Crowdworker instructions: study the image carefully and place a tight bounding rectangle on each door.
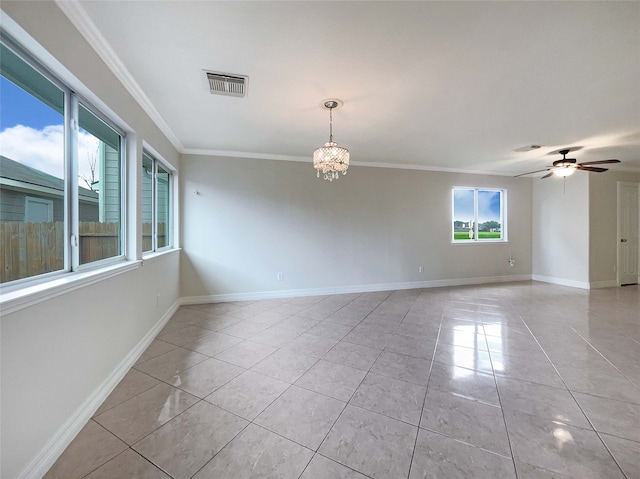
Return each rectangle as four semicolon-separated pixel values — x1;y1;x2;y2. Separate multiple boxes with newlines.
618;182;639;285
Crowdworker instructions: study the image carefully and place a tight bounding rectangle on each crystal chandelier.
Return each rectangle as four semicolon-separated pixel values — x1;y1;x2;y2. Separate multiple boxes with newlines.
313;99;349;181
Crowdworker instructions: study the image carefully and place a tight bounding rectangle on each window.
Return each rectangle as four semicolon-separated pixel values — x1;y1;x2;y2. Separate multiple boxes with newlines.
142;151;172;253
452;187;506;242
77;104;124;265
0;37;125;284
24;197;53;222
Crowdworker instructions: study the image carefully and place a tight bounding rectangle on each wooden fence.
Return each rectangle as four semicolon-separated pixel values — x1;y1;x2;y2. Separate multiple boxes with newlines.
1;221;65;283
0;222;165;283
79;221;120;266
142;222;167;252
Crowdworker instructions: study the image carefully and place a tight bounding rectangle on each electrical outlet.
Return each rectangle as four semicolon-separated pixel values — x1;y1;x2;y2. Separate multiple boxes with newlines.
156;294;161;307
418;266;424;273
277;272;284;281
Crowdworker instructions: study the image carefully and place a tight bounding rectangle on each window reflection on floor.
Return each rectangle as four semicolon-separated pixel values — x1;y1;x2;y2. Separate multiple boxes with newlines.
452;323;501;378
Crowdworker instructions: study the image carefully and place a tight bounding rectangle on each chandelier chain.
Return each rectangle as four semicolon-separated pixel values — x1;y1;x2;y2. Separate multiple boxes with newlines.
329;107;333;143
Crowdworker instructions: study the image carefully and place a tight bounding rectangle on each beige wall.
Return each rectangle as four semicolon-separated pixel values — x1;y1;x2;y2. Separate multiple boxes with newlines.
589;171;640;284
532;173;590;287
1;3;181;478
2;253;180;478
180;155;533;299
532;169;640;288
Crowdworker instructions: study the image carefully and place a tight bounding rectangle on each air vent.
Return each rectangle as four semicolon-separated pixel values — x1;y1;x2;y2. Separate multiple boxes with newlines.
205;71;248;97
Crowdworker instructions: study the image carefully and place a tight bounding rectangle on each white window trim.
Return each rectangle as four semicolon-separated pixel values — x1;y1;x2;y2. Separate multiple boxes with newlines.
75;99;128;270
0;259;141;315
452;187;508;244
0;19;179;305
142;145;176;256
1;28;129;288
0;245;183;314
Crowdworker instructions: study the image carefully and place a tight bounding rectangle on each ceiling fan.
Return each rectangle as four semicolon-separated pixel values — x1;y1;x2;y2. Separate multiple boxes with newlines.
515;149;620;179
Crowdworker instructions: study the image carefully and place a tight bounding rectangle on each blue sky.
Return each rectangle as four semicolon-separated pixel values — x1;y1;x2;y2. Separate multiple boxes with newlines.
0;77;63;130
454;189;501;224
1;76;99;181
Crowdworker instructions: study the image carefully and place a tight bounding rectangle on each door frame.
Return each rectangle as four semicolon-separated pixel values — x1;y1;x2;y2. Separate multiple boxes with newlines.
617;181;640;286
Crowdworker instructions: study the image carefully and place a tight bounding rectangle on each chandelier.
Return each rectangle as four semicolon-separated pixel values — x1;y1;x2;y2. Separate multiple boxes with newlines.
313;99;349;181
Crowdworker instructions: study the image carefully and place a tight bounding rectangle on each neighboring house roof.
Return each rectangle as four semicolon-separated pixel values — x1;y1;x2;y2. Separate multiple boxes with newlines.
0;155;98;201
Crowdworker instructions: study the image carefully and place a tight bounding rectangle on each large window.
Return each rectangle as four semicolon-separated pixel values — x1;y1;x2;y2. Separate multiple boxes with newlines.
452;187;506;242
142;151;172;253
0;37;125;284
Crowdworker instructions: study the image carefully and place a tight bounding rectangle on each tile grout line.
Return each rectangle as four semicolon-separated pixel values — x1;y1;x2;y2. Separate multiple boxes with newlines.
294;291;405;477
484;302;525;479
133;295;336;479
407;294;445;479
513;298;630;479
564;323;640;392
304;312;385;471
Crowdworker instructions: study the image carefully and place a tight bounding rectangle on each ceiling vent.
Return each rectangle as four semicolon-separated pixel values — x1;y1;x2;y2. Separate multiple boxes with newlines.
205;71;248;97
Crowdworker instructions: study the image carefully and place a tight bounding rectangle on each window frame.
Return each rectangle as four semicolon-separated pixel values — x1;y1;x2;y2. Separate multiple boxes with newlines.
1;32;127;287
451;187;507;244
142;149;173;255
74;98;127;271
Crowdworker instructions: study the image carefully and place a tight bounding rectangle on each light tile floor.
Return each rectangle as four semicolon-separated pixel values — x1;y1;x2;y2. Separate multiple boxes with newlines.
44;282;640;479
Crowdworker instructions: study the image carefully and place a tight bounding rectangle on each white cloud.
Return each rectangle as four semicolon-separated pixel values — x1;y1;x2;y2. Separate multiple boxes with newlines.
0;124;64;178
0;124;100;184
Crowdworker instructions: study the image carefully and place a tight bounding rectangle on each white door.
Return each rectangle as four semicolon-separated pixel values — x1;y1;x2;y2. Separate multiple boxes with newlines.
618;182;639;285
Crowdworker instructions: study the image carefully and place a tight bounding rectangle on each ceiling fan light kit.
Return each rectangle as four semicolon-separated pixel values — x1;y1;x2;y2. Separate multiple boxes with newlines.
515;149;620;179
553;166;575;177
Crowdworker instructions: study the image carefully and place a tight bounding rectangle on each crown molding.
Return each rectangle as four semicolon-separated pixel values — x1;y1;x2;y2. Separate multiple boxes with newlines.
181;148;516;176
350;161;515;177
54;0;183;152
181;148;312;163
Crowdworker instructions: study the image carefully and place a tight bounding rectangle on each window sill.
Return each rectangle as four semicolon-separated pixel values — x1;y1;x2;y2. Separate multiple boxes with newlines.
0;260;141;315
142;248;180;266
451;240;509;245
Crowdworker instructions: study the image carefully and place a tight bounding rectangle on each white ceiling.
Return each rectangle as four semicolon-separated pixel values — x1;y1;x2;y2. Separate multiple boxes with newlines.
66;0;639;176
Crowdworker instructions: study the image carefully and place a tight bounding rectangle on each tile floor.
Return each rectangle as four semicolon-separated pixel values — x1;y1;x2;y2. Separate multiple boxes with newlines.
44;281;640;479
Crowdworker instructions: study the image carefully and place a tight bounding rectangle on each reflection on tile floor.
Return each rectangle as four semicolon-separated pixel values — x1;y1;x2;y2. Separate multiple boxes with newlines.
45;282;640;479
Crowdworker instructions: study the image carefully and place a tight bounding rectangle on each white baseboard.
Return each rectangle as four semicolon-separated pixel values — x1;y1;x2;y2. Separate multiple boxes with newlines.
589;280;618;289
531;274;590;290
18;300;180;479
533;275;623;290
181;274;533;304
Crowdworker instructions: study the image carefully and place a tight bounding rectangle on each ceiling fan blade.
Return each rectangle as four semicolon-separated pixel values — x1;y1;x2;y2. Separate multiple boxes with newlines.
577;166;608;173
541;171;555;179
577;159;620;166
514;168;551;178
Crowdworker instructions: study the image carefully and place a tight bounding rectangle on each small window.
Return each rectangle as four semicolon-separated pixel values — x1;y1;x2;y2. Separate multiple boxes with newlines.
142;151;172;253
24;197;53;223
156;163;171;249
452;188;506;242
